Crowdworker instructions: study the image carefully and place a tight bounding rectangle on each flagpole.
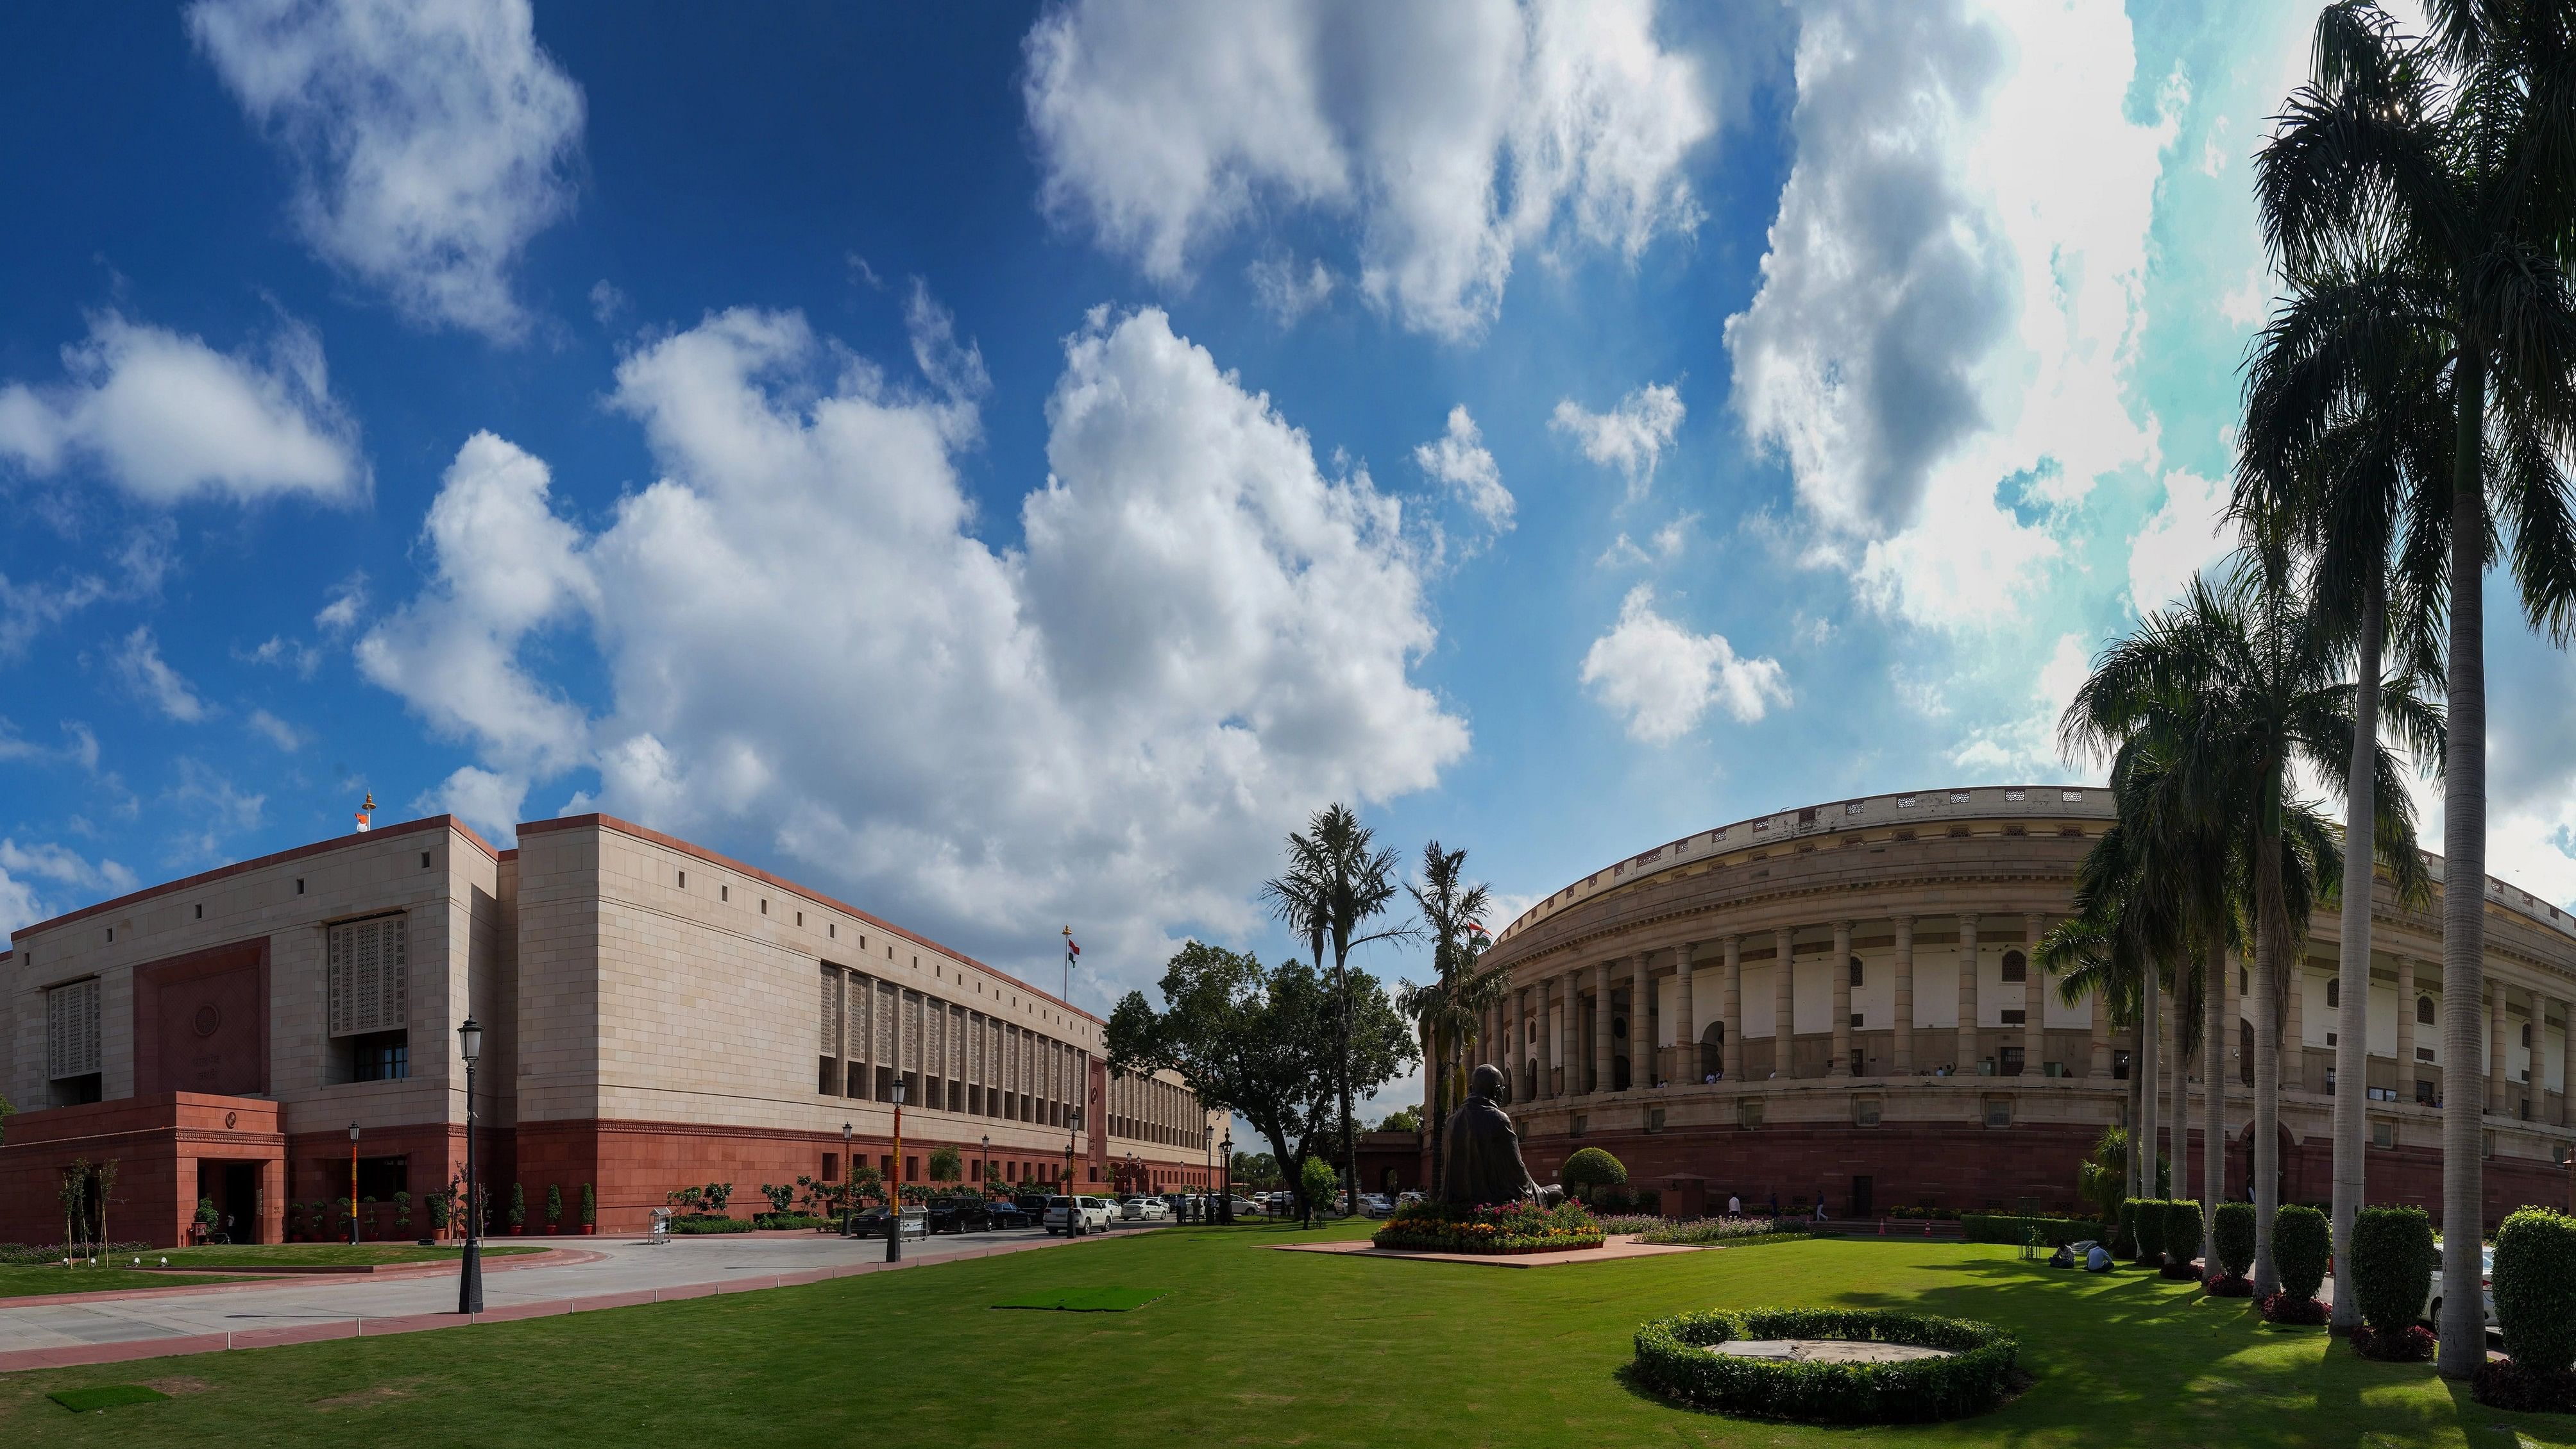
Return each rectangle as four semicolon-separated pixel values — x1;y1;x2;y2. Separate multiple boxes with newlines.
1062;925;1080;1217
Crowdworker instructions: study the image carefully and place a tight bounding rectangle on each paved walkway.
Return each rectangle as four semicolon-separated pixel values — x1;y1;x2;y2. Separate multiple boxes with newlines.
0;1225;1153;1373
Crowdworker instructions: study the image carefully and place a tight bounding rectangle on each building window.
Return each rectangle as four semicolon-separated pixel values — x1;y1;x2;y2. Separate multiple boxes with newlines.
2418;996;2436;1026
1646;1108;1666;1133
352;1031;409;1081
45;977;103;1083
822;1153;840;1183
356;1156;409;1199
2416;1079;2436;1105
2523;1023;2534;1049
2112;1049;2131;1081
420;851;432;869
722;885;729;902
677;870;687;888
296;877;305;895
1853;1097;1882;1127
2371;1119;2395;1149
1983;1098;2013;1128
2001;1008;2026;1026
1848;956;1863;987
1849;1013;1864;1030
327;916;409;1038
1737;1099;1763;1129
2000;951;2026;984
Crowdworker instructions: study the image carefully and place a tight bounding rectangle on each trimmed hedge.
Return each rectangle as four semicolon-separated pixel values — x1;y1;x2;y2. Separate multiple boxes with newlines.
2274;1205;2330;1302
669;1214;755;1234
2115;1200;2140;1259
2132;1198;2167;1266
2348;1206;2436;1337
2213;1201;2256;1278
1632;1307;2017;1423
1960;1215;2096;1247
2495;1207;2576;1373
2162;1200;2202;1264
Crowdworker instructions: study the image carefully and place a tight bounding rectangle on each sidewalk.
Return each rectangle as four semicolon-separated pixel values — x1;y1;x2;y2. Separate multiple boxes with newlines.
0;1225;1152;1373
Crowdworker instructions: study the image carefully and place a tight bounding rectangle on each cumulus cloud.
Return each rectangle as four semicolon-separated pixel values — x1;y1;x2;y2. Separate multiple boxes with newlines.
364;302;1466;988
189;0;584;341
1725;0;2172;627
0;839;137;934
1551;382;1684;496
245;708;306;751
0;312;364;504
415;763;528;845
110;627;210;723
1024;0;1714;338
1413;406;1514;537
1579;584;1787;742
2124;468;2238;615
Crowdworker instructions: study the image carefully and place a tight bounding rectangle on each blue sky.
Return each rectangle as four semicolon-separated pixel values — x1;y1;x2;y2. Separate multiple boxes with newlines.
6;1;2575;1081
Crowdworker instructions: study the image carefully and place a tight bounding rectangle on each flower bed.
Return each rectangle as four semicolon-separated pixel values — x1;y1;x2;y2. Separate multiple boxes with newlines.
2348;1323;2435;1362
1369;1199;1602;1255
1632;1307;2019;1423
2258;1292;2328;1325
2203;1274;2254;1298
1636;1217;1806;1247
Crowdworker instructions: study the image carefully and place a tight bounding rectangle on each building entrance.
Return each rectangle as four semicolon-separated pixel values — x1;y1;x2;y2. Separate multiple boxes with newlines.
197;1160;264;1243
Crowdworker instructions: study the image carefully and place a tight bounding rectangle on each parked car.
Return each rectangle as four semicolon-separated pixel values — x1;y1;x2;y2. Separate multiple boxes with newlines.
984;1199;1037;1230
2426;1244;2498;1331
845;1205;927;1239
926;1197;991;1234
1044;1195;1116;1235
1396;1190;1424;1206
1359;1193;1394;1218
1013;1193;1052;1220
1228;1196;1263;1218
1121;1196;1171;1221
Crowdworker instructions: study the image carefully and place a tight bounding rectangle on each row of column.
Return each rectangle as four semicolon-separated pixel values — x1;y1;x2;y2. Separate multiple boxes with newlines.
1489;914;2106;1099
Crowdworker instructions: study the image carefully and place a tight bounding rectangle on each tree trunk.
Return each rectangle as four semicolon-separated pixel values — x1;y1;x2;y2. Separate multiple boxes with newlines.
2253;831;2284;1298
2126;1041;2146;1200
2140;970;2160;1202
2171;965;2190;1217
2203;940;2226;1273
1425;1021;1446;1201
1335;946;1357;1222
2437;347;2489;1379
2332;575;2384;1330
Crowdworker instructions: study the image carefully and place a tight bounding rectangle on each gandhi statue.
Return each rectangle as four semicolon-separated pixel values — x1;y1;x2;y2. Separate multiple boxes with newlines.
1439;1063;1540;1207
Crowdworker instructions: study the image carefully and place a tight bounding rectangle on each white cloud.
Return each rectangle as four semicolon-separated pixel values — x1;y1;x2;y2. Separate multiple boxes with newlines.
0;839;137;934
239;634;323;678
1597;513;1696;569
0;312;364;504
189;0;584;341
1950;631;2090;775
316;572;368;633
1024;0;1715;339
0;529;171;659
1551;382;1684;496
415;763;527;845
364;301;1467;992
110;627;210;723
1579;584;1788;742
2124;468;2238;614
245;708;306;751
1413;406;1514;536
1725;0;2173;628
1247;254;1337;326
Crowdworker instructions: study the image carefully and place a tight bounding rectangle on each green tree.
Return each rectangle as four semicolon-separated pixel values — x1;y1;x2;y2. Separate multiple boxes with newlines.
1298;1155;1339;1226
2251;0;2576;1375
1375;1107;1421;1134
1393;839;1504;1202
1108;940;1417;1224
1559;1147;1626;1205
1262;804;1415;1232
928;1146;963;1191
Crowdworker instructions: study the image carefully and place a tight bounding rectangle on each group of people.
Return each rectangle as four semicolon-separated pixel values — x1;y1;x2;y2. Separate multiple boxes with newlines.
1719;1190;1831;1223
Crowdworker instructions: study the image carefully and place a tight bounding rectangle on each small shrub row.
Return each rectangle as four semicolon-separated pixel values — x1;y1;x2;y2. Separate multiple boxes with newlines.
1593;1213;1668;1235
668;1214;756;1235
2475;1359;2576;1414
1886;1206;1961;1221
2259;1291;2329;1325
1636;1217;1806;1247
1631;1307;2018;1423
2203;1273;2254;1298
2348;1206;2436;1338
1961;1215;2096;1247
0;1242;153;1264
1371;1199;1602;1254
749;1213;829;1231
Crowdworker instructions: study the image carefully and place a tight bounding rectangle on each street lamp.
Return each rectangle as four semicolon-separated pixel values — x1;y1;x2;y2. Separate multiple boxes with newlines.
348;1123;361;1244
886;1078;907;1263
1221;1133;1234;1224
457;1017;483;1315
979;1133;990;1198
1063;1106;1084;1235
841;1121;854;1238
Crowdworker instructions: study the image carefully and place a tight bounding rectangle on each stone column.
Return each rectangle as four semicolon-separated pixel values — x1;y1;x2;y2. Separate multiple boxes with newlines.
2223;949;2241;1094
1773;929;1795;1080
2559;995;2575;1127
1893;917;1916;1076
1722;936;1743;1080
1633;954;1656;1087
2023;913;2047;1076
2394;956;2416;1099
2490;981;2510;1115
1593;960;1614;1094
1831;920;1854;1076
1955;914;1980;1074
1557;974;1577;1099
1674;946;1697;1089
2284;962;2306;1092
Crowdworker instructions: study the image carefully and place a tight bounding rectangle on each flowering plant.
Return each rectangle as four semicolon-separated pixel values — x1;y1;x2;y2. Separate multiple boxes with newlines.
1371;1198;1604;1255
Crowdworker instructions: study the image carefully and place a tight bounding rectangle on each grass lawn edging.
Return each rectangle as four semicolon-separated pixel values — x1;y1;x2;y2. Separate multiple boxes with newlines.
1631;1307;2019;1424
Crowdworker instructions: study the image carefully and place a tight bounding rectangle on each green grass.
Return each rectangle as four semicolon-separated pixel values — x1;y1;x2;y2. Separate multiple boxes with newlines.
0;1267;241;1298
1;1219;2568;1446
990;1287;1167;1312
44;1386;166;1414
146;1244;545;1269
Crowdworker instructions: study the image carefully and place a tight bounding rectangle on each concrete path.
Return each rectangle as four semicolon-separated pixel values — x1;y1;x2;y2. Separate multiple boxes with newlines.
0;1224;1157;1373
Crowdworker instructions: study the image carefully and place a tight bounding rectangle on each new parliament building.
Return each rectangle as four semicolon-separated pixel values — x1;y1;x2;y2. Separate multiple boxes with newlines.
1;813;1221;1246
1470;786;2576;1226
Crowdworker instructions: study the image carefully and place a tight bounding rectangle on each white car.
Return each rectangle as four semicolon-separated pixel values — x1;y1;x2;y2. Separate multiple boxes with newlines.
1359;1193;1394;1218
1043;1195;1116;1234
2426;1244;2498;1330
1121;1196;1170;1221
1228;1196;1262;1217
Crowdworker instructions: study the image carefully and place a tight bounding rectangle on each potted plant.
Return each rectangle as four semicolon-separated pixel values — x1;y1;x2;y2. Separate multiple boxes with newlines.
508;1182;527;1235
545;1183;563;1235
580;1182;596;1234
337;1196;355;1242
395;1191;418;1242
193;1196;217;1244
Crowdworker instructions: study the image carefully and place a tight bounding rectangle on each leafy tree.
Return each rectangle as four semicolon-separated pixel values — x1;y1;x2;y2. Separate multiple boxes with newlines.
2251;0;2576;1375
1108;940;1416;1223
508;1182;525;1229
1375;1107;1421;1134
1394;838;1505;1200
1298;1155;1339;1226
1231;1150;1280;1189
1561;1147;1627;1204
928;1146;963;1189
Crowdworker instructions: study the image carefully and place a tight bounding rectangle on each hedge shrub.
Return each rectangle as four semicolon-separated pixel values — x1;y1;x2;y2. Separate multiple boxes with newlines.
2495;1207;2576;1373
2348;1206;2436;1337
669;1214;755;1235
2160;1200;2203;1278
2213;1201;2256;1279
2273;1204;2330;1302
2115;1199;2141;1259
1561;1148;1628;1203
1632;1307;2017;1423
1961;1215;2095;1247
2133;1198;2167;1266
1371;1199;1603;1254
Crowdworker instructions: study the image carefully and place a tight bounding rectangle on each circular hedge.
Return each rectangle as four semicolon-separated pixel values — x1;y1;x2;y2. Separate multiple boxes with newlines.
1632;1307;2019;1423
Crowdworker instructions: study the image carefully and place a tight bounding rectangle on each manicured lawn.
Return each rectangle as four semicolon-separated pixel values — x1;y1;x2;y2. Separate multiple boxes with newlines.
0;1266;240;1298
3;1220;2570;1445
147;1244;546;1269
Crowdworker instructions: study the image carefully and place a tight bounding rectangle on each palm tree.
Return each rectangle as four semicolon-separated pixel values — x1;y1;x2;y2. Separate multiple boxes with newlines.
1395;841;1505;1199
2063;560;2428;1294
2253;0;2576;1373
1262;804;1412;1219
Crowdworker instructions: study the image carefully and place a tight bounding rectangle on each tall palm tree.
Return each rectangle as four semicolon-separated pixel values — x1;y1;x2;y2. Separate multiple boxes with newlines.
1262;804;1411;1219
2253;0;2576;1373
1394;840;1505;1198
2064;560;2428;1293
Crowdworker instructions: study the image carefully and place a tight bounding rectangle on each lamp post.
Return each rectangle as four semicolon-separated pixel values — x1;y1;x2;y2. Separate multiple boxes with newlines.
1221;1133;1233;1224
841;1121;853;1238
886;1078;907;1263
1203;1126;1214;1223
348;1123;361;1244
1063;1106;1083;1235
457;1017;483;1316
979;1133;990;1198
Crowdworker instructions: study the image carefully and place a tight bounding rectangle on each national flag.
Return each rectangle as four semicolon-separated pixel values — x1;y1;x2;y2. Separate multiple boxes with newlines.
1062;925;1081;962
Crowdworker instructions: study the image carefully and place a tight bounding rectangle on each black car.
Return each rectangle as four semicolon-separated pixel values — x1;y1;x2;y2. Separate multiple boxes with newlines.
984;1199;1036;1230
925;1197;992;1234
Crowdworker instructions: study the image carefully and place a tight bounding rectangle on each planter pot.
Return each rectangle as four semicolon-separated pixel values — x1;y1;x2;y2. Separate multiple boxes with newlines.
580;1224;595;1235
509;1224;524;1235
546;1224;559;1235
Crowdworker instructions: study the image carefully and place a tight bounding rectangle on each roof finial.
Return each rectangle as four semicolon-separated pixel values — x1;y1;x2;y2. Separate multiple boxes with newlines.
355;790;375;833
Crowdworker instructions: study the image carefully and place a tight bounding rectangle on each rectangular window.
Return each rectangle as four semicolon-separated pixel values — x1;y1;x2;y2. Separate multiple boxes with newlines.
1983;1098;2013;1128
1738;1099;1763;1129
1849;1012;1864;1029
327;916;409;1037
352;1031;409;1081
1853;1097;1882;1127
1646;1108;1665;1133
46;978;102;1080
2001;1008;2026;1026
822;1152;840;1182
1568;1114;1587;1137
